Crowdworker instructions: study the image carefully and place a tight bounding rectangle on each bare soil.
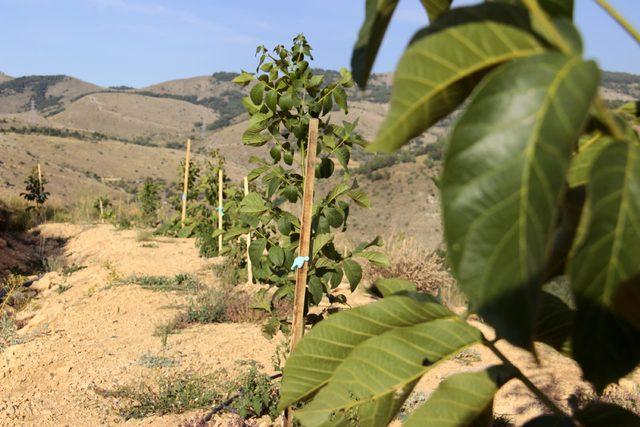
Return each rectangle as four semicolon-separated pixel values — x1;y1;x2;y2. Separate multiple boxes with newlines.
0;223;638;426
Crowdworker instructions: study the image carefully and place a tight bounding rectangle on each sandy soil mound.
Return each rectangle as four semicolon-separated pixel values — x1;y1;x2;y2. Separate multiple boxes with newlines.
0;224;278;426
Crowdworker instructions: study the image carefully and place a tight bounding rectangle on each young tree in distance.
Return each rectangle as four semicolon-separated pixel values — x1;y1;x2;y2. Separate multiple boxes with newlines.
137;177;161;225
21;166;49;210
278;0;640;425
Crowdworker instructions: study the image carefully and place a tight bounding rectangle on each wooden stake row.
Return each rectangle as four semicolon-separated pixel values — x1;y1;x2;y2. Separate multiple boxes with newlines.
179;138;253;284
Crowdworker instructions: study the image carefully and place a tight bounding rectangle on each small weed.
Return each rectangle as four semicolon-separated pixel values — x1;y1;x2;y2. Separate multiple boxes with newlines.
119;274;200;292
62;264;86;277
137;352;179;369
56;284;72;294
85;285;98;297
454;348;482;366
140;242;158;248
397;391;427;421
0;313;24;351
43;255;65;273
271;338;290;373
102;260;121;284
183;286;263;324
227;362;279;420
136;230;154;242
153;319;184;348
98;371;221;419
115;216;133;230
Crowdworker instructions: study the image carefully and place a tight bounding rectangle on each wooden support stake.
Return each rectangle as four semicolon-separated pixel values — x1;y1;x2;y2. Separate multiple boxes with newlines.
217;169;223;253
181;139;191;228
244;176;252;284
284;118;319;426
37;163;43;192
99;198;104;223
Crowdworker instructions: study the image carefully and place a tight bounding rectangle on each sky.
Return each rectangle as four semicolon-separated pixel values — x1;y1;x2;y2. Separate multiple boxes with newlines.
0;0;638;88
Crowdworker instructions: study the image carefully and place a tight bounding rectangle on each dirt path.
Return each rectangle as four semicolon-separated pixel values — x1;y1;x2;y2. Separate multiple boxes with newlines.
0;224;278;426
1;223;638;426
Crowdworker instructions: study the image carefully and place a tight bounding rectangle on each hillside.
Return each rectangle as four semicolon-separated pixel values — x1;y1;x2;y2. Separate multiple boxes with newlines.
51;92;218;142
0;75;101;116
1;68;638;248
142;72;239;100
0;132;188;203
0;72;12;84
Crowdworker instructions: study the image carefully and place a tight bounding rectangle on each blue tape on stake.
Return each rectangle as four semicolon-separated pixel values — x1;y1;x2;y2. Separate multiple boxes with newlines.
215;206;224;217
181;193;187;201
291;256;309;271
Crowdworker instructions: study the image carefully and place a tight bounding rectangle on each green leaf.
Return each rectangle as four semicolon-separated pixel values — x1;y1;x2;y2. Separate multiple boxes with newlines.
265;89;278;112
323;207;344;228
575;402;640;427
279;293;478;407
250;81;265;105
569;141;640;391
533;290;574;354
334;146;350;171
278;214;293;235
373;277;417;297
420;0;452;22
567;134;614;187
351;0;399;88
288;301;481;425
442;53;599;348
242;113;272;146
232;71;253;87
269;146;281;163
326;183;351;203
308;276;324;305
240;192;268;214
494;0;574;19
249;239;267;266
404;365;515;427
342;258;363;291
353;235;384;253
282;186;298;203
370;3;545;152
333;86;348;112
357;250;389;267
268;245;285;266
312;233;334;259
348;189;370;208
315;157;335;179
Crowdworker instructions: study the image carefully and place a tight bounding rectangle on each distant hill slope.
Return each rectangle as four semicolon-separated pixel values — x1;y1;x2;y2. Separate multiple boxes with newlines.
0;75;101;116
0;132;188;203
142;72;239;100
50;92;218;142
0;72;12;84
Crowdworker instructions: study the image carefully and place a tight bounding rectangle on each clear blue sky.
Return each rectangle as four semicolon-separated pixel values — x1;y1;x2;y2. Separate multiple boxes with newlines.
0;0;638;88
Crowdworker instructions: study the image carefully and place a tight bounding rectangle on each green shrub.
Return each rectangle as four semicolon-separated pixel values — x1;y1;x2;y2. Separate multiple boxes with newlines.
137;178;161;225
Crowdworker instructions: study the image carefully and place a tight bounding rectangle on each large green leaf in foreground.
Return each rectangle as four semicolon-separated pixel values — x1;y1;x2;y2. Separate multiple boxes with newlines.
569;141;640;391
351;0;399;88
370;3;544;152
420;0;452;22
442;53;599;348
404;365;515;427
279;294;481;426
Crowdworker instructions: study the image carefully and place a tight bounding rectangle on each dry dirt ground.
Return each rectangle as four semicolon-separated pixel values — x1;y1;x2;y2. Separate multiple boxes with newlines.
1;223;638;426
0;224;279;426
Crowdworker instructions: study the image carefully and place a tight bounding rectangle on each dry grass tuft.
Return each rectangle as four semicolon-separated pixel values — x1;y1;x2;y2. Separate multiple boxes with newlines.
368;236;466;308
368;236;452;293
